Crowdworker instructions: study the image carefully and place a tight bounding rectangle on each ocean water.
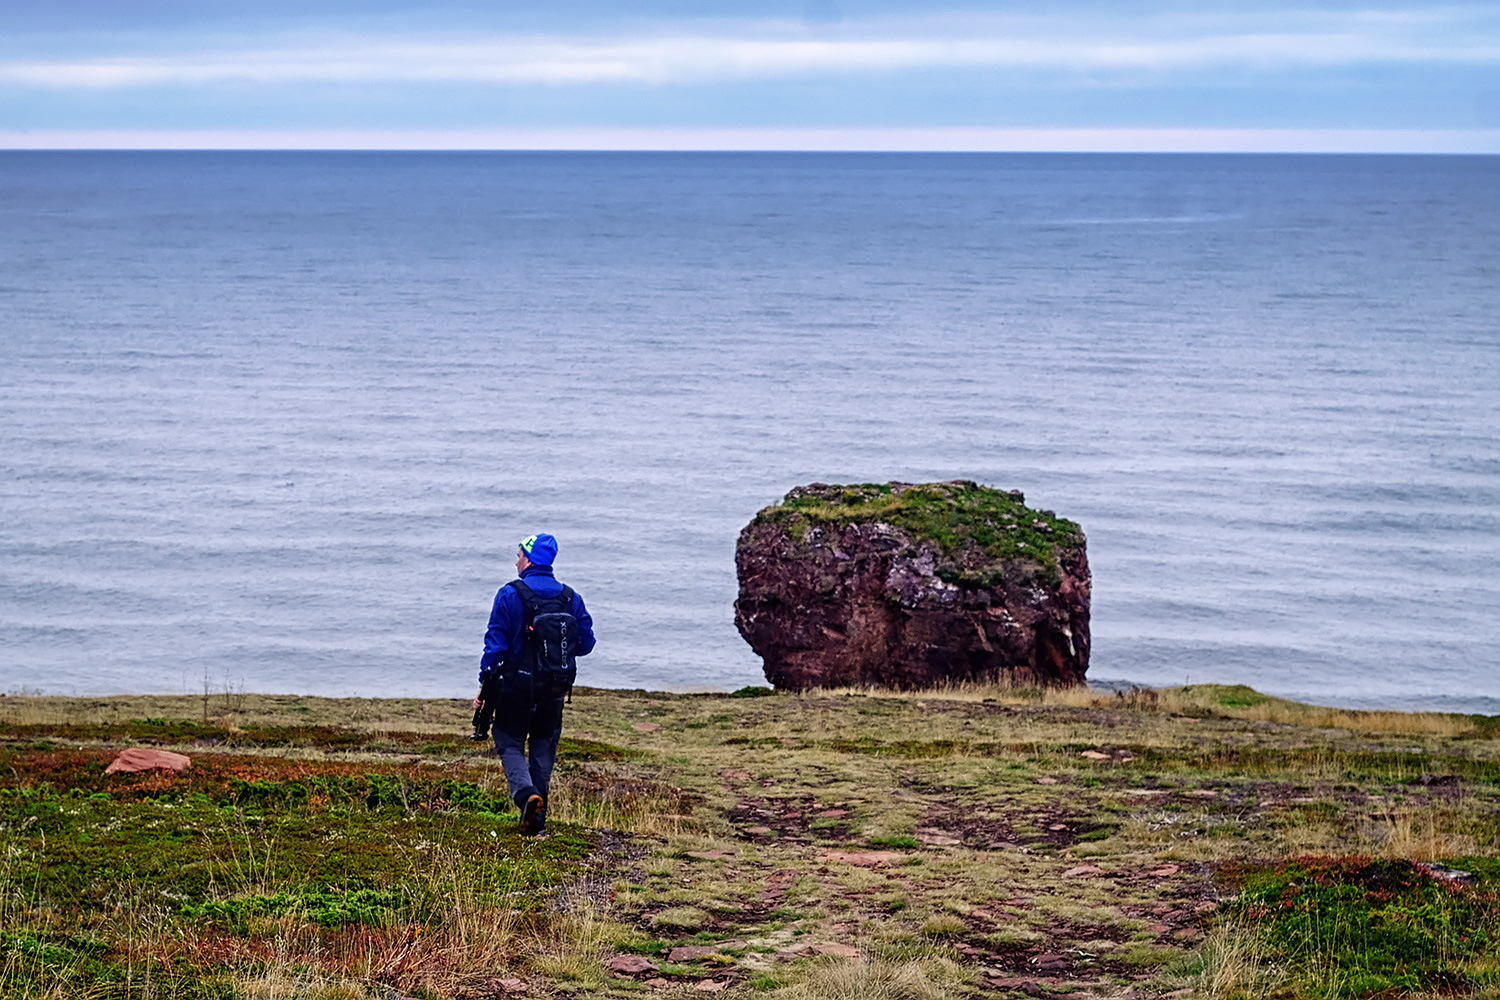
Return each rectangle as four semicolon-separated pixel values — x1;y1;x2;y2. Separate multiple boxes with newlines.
1;151;1497;712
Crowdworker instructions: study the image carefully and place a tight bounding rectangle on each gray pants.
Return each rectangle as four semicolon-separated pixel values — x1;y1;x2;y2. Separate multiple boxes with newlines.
493;695;565;801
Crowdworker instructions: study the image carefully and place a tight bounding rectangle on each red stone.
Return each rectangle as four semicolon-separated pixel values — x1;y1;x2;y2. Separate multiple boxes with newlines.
104;748;191;774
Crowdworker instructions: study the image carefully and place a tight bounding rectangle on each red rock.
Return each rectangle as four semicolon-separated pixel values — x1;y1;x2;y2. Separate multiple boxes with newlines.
605;954;659;974
694;981;727;992
669;945;722;962
632;722;662;733
989;977;1040;991
496;980;527;993
1149;865;1181;877
1061;864;1103;878
816;809;849;819
105;748;191;774
811;942;861;958
1036;777;1060;785
915;829;962;846
817;850;903;867
734;481;1090;691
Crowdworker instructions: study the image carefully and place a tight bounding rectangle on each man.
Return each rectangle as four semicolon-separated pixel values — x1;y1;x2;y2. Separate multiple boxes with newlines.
474;532;595;836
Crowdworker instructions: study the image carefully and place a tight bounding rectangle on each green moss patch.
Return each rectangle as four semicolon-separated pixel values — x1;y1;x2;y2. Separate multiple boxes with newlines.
752;480;1082;581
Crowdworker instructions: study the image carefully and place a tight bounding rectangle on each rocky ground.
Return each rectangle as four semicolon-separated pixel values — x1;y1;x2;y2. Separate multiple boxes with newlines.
2;684;1498;999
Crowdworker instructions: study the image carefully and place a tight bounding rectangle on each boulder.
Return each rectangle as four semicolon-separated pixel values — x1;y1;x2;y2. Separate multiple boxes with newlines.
104;748;192;774
734;481;1089;691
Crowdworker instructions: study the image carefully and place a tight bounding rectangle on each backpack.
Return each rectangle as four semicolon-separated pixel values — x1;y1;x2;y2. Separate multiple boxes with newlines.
509;579;580;701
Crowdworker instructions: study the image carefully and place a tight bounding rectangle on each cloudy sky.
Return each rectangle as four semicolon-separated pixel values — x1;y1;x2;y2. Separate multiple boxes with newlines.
2;0;1499;149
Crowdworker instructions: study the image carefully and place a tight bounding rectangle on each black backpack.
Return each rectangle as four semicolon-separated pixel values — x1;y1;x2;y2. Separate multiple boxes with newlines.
509;579;580;700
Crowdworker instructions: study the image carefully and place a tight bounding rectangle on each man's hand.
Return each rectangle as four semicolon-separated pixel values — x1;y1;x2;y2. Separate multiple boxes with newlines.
473;691;483;711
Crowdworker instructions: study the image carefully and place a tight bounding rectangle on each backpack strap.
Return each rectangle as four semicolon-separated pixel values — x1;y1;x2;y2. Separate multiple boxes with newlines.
508;579;538;621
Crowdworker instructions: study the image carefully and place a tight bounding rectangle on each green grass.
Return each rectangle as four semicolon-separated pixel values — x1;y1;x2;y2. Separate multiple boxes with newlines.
1223;856;1500;998
0;748;593;998
753;480;1083;581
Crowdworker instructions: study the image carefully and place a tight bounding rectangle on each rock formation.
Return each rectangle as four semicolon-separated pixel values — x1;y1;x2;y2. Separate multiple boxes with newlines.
734;481;1090;691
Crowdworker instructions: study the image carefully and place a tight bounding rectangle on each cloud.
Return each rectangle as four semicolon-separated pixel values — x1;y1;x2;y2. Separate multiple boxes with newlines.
3;8;1497;90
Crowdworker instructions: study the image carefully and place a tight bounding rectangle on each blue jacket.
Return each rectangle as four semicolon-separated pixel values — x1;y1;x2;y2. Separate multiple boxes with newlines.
480;565;596;683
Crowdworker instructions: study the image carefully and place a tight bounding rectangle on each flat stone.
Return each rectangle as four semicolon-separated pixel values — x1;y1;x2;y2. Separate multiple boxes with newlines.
644;979;671;989
915;829;962;846
817;850;904;867
605;954;659;974
105;748;191;774
816;809;850;819
988;977;1040;991
496;980;527;993
745;826;774;835
669;945;723;962
1148;922;1172;935
632;722;662;732
1080;750;1111;760
1061;864;1103;878
1047;823;1068;832
1036;777;1060;785
694;980;727;992
720;769;751;781
811;942;862;958
1149;865;1181;877
1187;789;1218;798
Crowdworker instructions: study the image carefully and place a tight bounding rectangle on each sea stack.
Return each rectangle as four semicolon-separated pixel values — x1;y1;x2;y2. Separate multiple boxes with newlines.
734;481;1090;691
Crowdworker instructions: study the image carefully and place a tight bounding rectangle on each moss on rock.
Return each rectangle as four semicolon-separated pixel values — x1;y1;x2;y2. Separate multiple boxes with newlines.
753;479;1083;581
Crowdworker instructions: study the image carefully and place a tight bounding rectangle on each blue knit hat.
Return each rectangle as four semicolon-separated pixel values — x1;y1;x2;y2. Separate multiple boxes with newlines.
519;532;557;567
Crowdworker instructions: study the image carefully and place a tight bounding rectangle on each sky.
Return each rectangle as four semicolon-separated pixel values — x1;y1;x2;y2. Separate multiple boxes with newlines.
1;0;1498;150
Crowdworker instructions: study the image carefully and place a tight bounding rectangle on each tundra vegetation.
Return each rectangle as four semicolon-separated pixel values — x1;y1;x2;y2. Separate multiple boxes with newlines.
2;684;1498;999
753;480;1083;582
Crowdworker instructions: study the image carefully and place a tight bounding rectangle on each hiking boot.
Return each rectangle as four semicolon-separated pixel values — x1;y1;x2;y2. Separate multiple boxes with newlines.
519;792;546;836
469;726;490;743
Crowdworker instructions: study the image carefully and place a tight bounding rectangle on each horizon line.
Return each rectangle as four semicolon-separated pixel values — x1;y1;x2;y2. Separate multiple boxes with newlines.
4;126;1500;154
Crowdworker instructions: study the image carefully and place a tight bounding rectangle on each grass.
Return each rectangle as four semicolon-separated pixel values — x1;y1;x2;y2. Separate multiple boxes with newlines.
1217;856;1500;997
1;684;1497;998
752;480;1083;581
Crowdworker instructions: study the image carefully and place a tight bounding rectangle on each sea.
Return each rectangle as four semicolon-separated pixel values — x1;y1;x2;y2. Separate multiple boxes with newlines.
1;151;1497;712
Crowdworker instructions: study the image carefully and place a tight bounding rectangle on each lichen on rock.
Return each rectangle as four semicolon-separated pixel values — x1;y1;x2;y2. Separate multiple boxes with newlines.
735;481;1090;692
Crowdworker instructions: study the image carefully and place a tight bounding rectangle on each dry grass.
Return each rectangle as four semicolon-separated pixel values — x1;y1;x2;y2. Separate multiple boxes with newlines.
812;680;1486;738
1163;923;1292;1000
546;765;703;837
1374;809;1479;860
769;946;973;1000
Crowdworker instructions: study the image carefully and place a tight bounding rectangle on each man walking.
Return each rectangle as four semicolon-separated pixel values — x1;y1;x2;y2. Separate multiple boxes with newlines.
474;532;595;836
